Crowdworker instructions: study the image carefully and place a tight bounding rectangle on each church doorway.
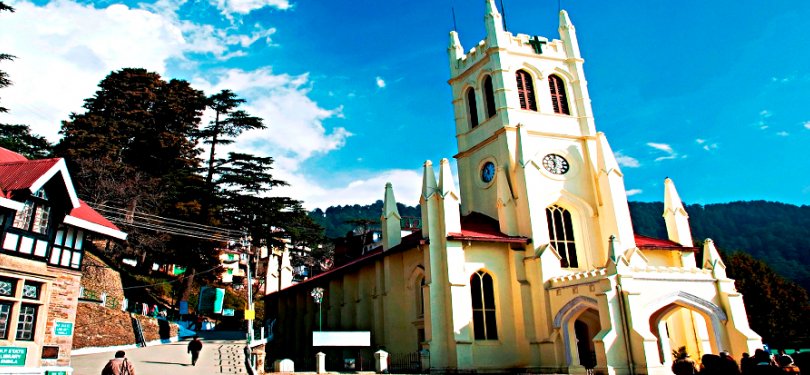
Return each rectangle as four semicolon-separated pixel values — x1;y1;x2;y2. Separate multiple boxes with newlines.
650;304;718;365
569;308;600;369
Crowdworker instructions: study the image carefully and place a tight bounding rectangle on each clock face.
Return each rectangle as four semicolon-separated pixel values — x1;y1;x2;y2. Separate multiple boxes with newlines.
480;161;496;183
542;154;569;175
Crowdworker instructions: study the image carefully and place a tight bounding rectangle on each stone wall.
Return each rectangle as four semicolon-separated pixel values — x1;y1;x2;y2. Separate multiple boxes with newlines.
80;251;125;301
73;303;136;349
74;303;180;349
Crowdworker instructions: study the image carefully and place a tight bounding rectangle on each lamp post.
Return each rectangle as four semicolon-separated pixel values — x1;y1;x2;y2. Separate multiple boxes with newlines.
242;234;254;344
310;287;324;331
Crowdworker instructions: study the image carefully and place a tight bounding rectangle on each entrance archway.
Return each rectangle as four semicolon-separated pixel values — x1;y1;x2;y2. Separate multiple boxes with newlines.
647;292;728;364
574;311;599;368
554;296;603;369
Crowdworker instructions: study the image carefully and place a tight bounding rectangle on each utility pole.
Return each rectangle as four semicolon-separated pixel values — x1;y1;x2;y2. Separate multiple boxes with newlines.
243;233;254;343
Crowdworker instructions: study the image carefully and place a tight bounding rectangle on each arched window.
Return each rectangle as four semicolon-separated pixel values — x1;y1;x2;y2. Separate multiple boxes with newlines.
483;75;496;118
471;270;498;340
466;88;479;128
546;205;578;268
515;70;537;111
548;74;570;115
415;275;425;318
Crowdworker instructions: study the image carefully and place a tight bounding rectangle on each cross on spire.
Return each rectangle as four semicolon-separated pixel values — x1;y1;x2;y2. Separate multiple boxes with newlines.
528;36;546;54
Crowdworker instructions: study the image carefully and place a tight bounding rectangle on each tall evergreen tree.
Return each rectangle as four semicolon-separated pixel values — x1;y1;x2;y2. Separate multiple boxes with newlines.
0;2;15;113
0;124;51;158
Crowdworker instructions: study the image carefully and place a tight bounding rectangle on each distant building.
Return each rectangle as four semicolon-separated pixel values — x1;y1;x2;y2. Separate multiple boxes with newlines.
0;147;127;373
263;4;760;374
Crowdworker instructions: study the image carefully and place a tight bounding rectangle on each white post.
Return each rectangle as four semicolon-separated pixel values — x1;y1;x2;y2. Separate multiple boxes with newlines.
316;352;326;374
420;349;430;372
374;350;389;373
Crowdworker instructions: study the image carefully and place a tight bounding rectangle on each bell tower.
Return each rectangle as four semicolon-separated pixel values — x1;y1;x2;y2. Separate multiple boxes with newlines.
448;1;636;268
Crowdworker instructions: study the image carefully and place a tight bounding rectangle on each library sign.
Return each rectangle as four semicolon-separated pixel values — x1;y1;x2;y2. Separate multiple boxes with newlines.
0;347;26;366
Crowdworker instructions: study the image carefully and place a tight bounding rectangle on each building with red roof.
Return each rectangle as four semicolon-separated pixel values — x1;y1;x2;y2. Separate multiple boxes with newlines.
262;5;759;374
0;147;126;372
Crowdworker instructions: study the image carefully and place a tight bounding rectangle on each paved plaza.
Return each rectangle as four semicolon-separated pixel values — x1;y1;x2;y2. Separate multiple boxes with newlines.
71;331;248;374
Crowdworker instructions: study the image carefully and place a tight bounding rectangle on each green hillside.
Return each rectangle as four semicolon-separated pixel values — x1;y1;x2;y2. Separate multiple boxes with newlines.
310;200;810;289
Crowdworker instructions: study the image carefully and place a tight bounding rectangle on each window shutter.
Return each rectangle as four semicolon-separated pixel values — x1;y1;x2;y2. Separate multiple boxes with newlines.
515;70;537;111
549;75;570;115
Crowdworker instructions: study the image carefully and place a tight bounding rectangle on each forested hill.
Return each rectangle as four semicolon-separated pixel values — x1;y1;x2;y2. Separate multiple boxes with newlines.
309;200;810;288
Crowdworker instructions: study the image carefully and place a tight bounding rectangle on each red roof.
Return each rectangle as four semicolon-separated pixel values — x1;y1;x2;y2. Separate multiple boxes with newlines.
447;212;530;244
0;148;27;162
69;200;122;233
0;148;126;239
0;158;61;193
634;234;692;249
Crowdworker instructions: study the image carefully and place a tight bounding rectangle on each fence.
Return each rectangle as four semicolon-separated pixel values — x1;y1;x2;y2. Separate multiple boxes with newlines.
388;351;428;374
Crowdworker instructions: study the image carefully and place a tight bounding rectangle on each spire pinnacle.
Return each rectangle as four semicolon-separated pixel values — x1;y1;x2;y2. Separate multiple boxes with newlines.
422;160;438;199
438;158;457;199
449;31;464;65
559;9;573;29
663;178;694;247
381;182;402;250
596;132;621;175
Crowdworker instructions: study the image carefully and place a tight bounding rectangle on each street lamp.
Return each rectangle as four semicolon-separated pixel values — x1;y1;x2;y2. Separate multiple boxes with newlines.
310;287;325;331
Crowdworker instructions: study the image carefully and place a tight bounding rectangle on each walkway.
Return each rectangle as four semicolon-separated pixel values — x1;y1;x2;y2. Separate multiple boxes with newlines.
71;330;249;374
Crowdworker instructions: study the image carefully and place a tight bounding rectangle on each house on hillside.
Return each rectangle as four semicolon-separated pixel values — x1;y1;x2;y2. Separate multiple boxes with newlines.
263;4;760;374
0;147;127;373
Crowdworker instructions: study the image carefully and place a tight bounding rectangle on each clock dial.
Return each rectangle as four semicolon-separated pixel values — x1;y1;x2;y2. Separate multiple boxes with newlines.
481;161;496;183
542;154;569;175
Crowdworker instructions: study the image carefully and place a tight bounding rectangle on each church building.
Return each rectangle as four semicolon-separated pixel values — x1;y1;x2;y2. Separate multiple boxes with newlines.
263;3;761;374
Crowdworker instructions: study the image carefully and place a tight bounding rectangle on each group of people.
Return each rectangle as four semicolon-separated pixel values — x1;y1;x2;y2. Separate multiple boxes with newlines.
673;346;803;375
100;336;204;374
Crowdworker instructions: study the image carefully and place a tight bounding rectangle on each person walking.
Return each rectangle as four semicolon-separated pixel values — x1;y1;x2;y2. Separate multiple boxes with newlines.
187;335;203;366
101;350;136;375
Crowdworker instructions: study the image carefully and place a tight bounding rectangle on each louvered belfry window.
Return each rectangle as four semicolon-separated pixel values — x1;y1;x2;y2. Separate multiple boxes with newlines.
483;75;496;118
515;70;537;111
548;74;570;115
466;88;479;128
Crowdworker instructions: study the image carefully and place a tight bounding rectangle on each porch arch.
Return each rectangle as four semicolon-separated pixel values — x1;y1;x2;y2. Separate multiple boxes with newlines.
646;291;728;364
553;296;600;366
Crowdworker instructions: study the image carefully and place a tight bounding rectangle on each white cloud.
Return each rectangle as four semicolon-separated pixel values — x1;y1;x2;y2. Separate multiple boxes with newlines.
192;68;351;169
0;0;277;141
760;109;772;118
614;151;640;168
375;76;386;88
803;121;810;130
272;169;424;210
646;142;680;161
777;131;789;137
211;0;291;17
625;189;643;196
696;138;718;151
770;76;793;83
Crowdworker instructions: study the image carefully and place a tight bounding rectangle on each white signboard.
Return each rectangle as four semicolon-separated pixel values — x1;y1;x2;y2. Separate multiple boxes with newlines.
312;331;370;347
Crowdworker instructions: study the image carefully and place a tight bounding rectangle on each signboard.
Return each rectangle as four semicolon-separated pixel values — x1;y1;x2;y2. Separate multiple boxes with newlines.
198;287;225;314
244;309;255;320
46;371;67;375
53;321;73;336
179;300;189;315
313;331;370;347
222;308;235;316
0;347;26;366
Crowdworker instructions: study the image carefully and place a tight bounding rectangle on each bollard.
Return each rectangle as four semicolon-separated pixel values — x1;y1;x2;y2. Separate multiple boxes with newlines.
374;350;389;373
420;349;430;372
316;352;326;374
274;359;294;372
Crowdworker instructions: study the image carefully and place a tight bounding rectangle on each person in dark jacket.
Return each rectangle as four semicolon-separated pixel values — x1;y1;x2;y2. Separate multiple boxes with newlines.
673;347;699;375
720;351;742;375
101;350;135;375
701;354;722;375
187;336;203;366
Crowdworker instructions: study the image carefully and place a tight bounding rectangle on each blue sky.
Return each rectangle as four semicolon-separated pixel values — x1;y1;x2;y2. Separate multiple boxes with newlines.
1;0;809;209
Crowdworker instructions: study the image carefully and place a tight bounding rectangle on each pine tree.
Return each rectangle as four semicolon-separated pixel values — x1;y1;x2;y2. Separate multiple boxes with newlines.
0;124;51;158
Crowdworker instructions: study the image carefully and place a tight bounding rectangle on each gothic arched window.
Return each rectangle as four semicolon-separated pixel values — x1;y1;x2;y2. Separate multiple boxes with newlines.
515;70;537;111
548;74;570;115
483;75;496;118
416;275;425;318
471;270;498;340
546;205;578;268
466;88;479;128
